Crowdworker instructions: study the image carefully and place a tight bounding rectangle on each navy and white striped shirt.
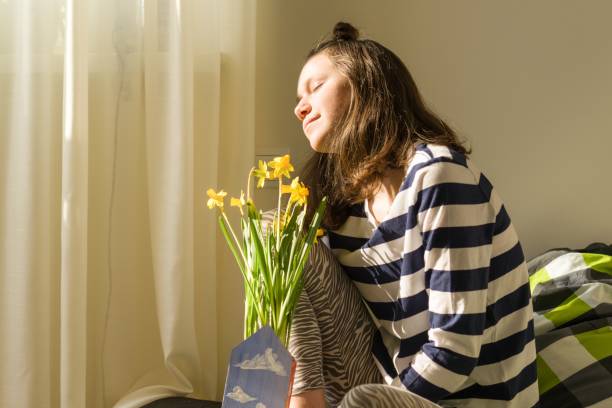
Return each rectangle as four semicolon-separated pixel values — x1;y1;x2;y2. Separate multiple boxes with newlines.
328;144;539;407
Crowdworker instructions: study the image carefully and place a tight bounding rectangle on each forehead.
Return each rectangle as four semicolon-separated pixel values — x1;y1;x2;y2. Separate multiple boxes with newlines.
297;53;337;90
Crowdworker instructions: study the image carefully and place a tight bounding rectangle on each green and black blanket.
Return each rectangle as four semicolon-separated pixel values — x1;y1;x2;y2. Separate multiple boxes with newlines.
528;242;612;408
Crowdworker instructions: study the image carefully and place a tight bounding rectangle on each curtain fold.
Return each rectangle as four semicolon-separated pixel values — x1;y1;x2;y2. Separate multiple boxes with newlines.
0;0;254;406
61;0;89;406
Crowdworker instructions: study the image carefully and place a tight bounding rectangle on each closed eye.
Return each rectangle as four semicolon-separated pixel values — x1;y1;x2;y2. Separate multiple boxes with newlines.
295;81;324;103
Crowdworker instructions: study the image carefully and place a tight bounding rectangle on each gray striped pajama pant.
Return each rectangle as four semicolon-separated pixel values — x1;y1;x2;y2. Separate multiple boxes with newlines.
288;241;443;408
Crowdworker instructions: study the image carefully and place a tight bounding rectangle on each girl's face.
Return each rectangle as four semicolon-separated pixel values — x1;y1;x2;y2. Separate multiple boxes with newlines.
294;53;351;152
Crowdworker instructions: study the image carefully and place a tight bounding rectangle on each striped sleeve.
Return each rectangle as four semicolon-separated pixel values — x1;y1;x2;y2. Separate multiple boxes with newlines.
400;158;497;401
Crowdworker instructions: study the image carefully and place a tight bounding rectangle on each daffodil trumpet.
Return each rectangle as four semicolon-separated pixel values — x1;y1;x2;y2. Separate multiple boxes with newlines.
207;154;327;347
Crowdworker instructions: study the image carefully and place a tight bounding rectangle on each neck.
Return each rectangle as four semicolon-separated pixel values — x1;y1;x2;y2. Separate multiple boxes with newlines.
371;167;405;201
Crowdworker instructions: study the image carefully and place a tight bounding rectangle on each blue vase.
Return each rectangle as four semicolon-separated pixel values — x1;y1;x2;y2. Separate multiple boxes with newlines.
222;326;296;408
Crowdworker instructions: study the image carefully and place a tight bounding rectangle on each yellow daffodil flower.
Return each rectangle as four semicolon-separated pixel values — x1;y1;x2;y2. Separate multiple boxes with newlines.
207;188;227;210
314;227;325;244
281;177;309;205
204;152;327;346
268;154;294;180
231;190;246;215
280;183;292;194
253;160;270;188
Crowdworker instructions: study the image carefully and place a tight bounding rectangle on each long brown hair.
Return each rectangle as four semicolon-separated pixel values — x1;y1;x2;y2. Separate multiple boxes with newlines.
301;22;471;230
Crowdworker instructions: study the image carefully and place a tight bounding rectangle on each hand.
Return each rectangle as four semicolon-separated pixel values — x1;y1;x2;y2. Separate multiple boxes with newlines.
289;388;326;408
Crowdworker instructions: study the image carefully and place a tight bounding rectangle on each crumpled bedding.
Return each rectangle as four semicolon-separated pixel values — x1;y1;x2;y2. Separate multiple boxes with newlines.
527;242;612;408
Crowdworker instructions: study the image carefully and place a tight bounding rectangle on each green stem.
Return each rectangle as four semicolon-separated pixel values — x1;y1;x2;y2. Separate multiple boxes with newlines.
221;211;246;264
218;216;266;327
246;167;255;202
276;177;282;247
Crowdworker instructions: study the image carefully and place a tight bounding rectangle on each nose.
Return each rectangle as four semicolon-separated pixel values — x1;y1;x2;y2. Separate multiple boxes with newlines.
294;99;311;121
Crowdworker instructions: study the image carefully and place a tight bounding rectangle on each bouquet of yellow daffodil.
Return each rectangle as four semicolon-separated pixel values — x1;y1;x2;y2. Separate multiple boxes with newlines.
207;155;326;347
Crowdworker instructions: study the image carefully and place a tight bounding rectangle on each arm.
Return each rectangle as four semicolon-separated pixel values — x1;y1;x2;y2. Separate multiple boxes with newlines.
401;159;496;401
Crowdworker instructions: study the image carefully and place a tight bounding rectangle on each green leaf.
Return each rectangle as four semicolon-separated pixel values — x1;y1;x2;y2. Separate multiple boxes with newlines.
218;215;266;323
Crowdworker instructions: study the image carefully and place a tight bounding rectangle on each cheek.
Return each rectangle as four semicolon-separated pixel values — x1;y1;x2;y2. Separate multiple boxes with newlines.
321;92;346;117
331;84;351;116
329;97;350;123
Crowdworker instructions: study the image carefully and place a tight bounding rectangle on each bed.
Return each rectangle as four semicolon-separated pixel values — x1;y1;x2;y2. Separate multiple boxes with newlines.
527;242;612;408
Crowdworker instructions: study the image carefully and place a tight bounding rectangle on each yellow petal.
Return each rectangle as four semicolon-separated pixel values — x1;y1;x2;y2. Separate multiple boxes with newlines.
230;190;246;208
207;189;227;200
289;177;299;189
314;228;325;244
206;188;226;209
268;154;294;179
258;160;267;172
257;176;266;188
208;198;223;209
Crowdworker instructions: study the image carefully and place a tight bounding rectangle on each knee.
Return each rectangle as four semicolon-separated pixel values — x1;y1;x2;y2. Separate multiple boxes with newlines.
340;384;381;408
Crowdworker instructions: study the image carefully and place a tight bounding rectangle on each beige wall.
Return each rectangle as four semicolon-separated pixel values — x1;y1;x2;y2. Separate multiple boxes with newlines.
255;0;612;260
213;0;612;398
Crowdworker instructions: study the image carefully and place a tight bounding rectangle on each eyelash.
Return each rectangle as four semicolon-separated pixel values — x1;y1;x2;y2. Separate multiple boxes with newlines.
297;82;323;106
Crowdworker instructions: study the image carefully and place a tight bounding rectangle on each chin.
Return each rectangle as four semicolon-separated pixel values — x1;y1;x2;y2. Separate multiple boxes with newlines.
309;139;328;153
309;138;321;151
307;131;330;152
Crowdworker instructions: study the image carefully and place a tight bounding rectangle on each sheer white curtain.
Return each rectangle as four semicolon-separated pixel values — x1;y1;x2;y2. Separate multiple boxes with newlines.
0;0;255;406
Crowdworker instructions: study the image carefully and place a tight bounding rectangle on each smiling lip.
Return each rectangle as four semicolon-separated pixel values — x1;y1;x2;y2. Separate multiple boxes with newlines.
303;115;320;132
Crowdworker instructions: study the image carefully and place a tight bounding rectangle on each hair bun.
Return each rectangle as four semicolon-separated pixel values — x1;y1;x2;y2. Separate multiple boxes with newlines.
333;22;359;41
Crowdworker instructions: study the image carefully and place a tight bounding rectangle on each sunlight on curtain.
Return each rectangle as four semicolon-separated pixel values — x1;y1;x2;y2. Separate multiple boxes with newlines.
0;0;255;406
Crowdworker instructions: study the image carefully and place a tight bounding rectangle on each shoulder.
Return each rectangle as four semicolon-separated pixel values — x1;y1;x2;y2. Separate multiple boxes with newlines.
414;143;470;169
411;145;499;230
406;144;498;218
410;143;483;188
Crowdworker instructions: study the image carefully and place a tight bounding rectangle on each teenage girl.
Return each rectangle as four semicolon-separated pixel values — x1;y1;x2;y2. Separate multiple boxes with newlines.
289;22;539;408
